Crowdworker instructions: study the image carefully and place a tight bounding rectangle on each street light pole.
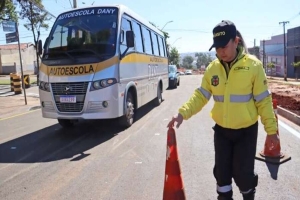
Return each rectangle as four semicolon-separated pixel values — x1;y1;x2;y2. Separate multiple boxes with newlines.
161;20;173;31
171;37;182;46
73;0;77;8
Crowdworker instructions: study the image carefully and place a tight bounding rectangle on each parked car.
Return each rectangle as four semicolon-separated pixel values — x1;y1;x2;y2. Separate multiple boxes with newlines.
168;65;180;88
179;71;185;75
185;70;192;75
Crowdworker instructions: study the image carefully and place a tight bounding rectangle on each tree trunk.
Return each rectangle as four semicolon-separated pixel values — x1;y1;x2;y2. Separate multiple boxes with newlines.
29;2;40;85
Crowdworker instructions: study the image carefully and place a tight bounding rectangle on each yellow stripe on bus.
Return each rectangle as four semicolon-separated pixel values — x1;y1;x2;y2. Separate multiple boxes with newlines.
122;53;168;64
39;53;168;76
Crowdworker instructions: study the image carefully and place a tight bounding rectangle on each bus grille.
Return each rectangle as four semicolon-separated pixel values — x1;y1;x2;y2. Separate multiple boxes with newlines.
51;82;89;113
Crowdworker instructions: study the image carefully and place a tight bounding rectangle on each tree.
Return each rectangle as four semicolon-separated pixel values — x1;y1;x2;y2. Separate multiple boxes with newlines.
17;0;51;85
169;47;180;65
195;52;213;69
267;62;275;78
291;61;300;81
182;56;194;69
0;0;17;22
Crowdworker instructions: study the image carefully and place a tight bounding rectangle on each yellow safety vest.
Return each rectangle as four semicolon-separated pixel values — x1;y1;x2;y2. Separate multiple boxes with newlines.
179;47;277;135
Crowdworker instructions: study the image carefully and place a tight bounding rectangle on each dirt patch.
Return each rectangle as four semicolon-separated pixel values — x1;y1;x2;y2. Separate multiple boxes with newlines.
268;80;300;116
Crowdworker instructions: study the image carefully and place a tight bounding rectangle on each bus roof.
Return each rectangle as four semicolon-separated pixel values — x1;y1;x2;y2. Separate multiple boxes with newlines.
57;4;165;37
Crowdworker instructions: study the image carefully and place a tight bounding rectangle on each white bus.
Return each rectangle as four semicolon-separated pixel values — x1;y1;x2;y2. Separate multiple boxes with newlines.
38;5;169;128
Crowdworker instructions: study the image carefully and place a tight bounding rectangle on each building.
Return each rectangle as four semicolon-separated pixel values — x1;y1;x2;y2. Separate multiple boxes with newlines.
0;43;37;75
260;34;285;77
248;46;260;59
287;26;300;79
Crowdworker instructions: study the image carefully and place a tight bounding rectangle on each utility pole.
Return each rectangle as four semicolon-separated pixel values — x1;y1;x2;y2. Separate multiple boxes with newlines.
279;21;289;81
263;40;265;72
73;0;77;8
16;22;27;105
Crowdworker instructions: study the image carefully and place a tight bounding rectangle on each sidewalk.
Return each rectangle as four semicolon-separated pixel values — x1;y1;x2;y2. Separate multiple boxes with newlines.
0;85;41;120
267;76;300;85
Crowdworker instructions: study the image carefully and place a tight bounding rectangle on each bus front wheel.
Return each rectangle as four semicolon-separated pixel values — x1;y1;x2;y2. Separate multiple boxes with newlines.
120;92;135;128
58;119;75;128
153;84;162;106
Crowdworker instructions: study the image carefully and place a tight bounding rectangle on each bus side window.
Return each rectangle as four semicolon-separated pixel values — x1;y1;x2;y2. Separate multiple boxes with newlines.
161;37;167;57
120;17;134;55
158;36;165;57
151;31;160;56
141;26;153;55
131;21;144;53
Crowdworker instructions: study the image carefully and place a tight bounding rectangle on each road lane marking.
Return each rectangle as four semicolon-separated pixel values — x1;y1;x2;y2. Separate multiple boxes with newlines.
278;120;300;139
0;109;40;121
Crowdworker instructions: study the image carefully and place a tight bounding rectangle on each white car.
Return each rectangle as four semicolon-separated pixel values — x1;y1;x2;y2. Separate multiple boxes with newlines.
185;70;192;75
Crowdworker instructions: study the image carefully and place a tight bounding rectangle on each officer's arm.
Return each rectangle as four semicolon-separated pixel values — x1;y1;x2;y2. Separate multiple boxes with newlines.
253;63;277;135
179;70;212;120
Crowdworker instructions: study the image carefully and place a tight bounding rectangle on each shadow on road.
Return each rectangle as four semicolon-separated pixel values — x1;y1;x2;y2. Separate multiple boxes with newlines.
0;100;157;164
266;163;280;180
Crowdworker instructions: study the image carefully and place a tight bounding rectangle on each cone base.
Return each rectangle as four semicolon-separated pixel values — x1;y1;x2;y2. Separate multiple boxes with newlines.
255;152;291;164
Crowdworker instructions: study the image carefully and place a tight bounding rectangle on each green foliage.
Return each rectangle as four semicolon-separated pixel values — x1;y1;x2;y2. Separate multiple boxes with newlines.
169;47;180;65
182;56;194;68
195;52;213;68
267;62;275;68
291;61;300;67
0;0;18;22
18;0;51;39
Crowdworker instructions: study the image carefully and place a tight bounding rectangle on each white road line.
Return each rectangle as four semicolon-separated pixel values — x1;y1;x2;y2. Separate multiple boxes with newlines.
278;120;300;139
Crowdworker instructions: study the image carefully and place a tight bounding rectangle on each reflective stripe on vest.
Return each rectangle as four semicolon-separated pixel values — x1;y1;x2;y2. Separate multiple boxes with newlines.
230;93;253;102
198;87;211;100
212;93;253;103
213;95;224;102
254;90;271;102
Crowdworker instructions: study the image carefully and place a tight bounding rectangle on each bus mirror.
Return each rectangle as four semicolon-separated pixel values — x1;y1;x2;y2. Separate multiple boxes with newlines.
38;39;43;55
126;30;134;48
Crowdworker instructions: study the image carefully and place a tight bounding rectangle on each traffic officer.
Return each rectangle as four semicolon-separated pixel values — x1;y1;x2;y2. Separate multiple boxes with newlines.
167;20;280;200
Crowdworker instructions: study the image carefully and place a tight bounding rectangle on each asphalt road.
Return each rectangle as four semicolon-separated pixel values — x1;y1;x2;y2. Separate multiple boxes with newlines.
0;75;299;200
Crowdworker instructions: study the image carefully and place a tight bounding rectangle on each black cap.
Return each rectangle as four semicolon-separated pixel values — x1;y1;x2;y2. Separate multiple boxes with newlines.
208;20;237;51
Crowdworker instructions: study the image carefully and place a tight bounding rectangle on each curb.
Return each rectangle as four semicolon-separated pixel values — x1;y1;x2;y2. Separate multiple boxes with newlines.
278;106;300;126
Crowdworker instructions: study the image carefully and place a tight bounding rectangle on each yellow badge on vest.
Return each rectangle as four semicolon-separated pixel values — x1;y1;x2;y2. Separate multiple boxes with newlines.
211;75;219;86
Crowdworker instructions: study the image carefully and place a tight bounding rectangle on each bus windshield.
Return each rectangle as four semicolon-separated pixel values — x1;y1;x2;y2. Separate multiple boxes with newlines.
44;7;119;61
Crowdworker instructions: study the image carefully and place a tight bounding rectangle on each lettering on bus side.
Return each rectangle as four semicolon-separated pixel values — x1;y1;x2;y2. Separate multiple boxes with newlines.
49;65;94;76
150;57;163;63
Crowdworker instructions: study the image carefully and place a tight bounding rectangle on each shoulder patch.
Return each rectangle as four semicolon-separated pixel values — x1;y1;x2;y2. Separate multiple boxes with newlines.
211;75;219;86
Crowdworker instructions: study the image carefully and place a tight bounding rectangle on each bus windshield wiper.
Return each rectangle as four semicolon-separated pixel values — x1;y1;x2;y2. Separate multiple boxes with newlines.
66;49;110;59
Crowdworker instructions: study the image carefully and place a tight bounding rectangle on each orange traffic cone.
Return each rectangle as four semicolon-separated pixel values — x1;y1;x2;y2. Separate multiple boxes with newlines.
255;99;291;164
163;127;186;200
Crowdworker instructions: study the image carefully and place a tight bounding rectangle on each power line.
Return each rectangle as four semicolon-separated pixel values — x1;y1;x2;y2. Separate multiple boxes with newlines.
69;0;73;8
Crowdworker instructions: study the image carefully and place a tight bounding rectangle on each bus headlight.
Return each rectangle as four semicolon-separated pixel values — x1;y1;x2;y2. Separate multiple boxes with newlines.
91;78;117;91
39;81;50;92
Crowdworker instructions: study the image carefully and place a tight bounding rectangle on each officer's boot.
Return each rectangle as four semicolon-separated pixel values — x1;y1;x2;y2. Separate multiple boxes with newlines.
217;190;233;200
242;188;255;200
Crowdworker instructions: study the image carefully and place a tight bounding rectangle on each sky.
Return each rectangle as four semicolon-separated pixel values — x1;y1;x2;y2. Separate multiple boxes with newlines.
0;0;299;53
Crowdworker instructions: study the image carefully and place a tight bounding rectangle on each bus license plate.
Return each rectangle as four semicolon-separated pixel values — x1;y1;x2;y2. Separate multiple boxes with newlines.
60;96;76;103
